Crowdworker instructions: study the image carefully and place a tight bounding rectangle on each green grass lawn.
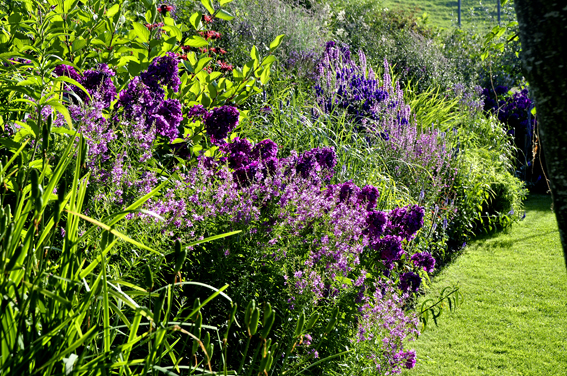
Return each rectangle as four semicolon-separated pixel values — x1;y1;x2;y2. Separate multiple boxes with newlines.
380;0;513;30
404;194;567;376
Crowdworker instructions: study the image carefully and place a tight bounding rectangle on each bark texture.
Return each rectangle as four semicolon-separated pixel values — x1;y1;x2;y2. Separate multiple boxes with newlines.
513;1;567;268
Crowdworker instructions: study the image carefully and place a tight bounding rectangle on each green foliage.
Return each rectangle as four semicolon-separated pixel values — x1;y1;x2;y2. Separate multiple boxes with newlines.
450;113;527;248
0;0;533;373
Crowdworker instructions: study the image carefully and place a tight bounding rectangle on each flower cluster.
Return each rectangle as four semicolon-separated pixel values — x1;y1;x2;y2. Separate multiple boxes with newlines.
118;53;183;141
482;86;535;139
386;205;425;240
199;30;221;40
187;104;240;145
411;252;436;273
355;282;419;374
315;43;457;202
54;63;117;107
140;136;432;298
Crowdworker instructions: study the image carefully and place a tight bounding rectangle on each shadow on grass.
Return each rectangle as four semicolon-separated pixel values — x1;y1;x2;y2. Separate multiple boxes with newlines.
433;194;554;273
523;194;553;212
464;194;555;250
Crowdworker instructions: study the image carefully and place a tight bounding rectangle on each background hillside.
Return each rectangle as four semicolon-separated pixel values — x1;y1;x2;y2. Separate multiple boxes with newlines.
380;0;516;29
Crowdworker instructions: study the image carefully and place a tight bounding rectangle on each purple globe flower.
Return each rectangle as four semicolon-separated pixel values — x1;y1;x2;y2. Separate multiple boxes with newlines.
365;210;387;242
387;204;425;240
53;64;81;81
251;139;278;161
400;272;421;293
261;157;279;177
141;52;181;92
374;235;403;263
79;64;117;107
296;147;337;179
187;104;208;122
118;76;159;119
233;161;259;188
402;350;416;369
411;252;436;273
204;105;239;145
153;99;183;141
223;137;253;169
314;147;337;171
338;180;361;203
358;185;380;210
296;151;318;178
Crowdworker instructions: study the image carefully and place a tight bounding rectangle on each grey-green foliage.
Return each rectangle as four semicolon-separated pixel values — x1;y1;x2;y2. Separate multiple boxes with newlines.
211;0;330;67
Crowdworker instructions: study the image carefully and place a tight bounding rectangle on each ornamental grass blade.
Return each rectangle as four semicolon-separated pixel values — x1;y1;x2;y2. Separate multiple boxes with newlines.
65;210;162;256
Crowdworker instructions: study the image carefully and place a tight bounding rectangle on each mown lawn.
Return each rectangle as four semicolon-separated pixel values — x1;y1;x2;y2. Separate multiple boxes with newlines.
404;194;567;376
381;0;509;30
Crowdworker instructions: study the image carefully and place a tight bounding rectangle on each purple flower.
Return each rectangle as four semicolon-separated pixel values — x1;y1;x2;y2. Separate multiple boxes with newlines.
374;235;403;263
402;350;416;369
261;157;279;177
222;137;253;169
400;272;421;293
296;151;318;178
187;104;208;122
79;64;117;107
118;76;159;119
296;147;337;179
251;139;278;161
314;147;337;171
152;99;182;141
358;185;380;210
338;180;361;203
411;252;435;273
141;52;181;92
386;205;425;240
233;161;259;188
53;64;81;81
365;210;387;242
204;105;239;145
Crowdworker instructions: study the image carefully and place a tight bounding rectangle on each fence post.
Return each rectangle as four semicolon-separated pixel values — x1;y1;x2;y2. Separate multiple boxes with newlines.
458;0;462;27
497;0;501;24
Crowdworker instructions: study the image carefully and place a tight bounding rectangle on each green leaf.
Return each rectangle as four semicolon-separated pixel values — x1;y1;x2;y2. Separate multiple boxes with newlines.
531;107;536;116
216;9;234;21
132;22;150;44
220;0;234;5
106;4;120;18
71;38;87;52
200;0;214;14
162;25;182;41
262;55;276;66
189;12;202;30
141;0;154;9
46;100;73;129
195;57;212;73
260;67;270;85
269;34;285;51
250;45;259;62
184;35;209;48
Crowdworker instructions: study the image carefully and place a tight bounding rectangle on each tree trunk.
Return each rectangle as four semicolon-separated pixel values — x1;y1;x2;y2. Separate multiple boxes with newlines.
513;0;567;268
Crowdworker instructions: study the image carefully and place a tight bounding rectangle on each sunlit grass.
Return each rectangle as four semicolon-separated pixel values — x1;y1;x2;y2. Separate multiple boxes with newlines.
405;194;567;375
380;0;513;30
